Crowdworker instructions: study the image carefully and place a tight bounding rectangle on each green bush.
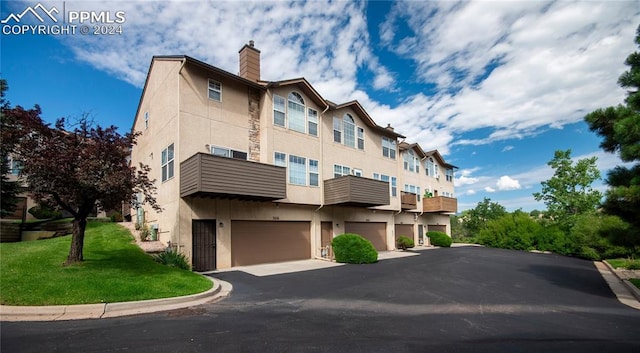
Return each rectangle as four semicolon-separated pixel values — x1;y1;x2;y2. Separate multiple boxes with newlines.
331;233;378;264
154;248;190;270
477;212;538;251
428;231;452;247
396;236;414;250
28;205;62;220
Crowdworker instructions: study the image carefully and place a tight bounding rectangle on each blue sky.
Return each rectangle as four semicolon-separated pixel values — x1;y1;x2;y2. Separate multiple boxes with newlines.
2;0;639;212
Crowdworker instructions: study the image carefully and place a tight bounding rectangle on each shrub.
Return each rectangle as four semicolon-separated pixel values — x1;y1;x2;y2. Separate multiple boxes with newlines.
154;248;190;270
139;224;151;241
28;205;62;220
331;233;378;264
428;231;452;247
108;211;123;222
396;236;414;250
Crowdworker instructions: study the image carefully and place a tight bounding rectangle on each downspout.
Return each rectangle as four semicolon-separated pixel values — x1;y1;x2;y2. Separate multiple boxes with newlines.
315;103;330;213
176;57;186;253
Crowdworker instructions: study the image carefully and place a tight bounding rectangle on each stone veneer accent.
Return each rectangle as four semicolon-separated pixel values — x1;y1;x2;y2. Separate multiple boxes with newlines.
248;87;261;161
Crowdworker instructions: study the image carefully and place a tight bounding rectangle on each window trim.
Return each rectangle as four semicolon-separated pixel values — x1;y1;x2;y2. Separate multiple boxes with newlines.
333;164;350;178
288;154;307;186
208;79;222;102
309;159;319;187
210;145;247;160
161;143;175;182
382;136;396;159
273;94;286;127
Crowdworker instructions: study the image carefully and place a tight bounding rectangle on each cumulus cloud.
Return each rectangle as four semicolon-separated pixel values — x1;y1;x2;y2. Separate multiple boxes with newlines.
485;187;496;193
496;176;522;191
41;0;639;156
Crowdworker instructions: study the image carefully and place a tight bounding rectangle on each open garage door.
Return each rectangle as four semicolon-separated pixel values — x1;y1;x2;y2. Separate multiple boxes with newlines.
345;222;387;251
231;221;311;266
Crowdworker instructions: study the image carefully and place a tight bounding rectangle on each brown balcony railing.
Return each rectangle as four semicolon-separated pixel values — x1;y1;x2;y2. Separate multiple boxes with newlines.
324;175;390;207
400;191;417;210
180;153;286;201
422;196;457;213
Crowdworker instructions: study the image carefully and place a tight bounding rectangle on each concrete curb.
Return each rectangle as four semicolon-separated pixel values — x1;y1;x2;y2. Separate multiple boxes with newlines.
594;261;640;310
0;277;232;322
601;260;640;303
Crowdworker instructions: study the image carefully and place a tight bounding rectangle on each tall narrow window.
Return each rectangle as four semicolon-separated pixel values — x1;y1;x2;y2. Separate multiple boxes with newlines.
357;127;364;150
308;108;318;137
274;95;285;127
309;159;319;186
161;143;174;182
404;150;417;172
144;111;149;130
382;137;396;159
333;117;342;143
274;152;286;167
289;155;306;185
208;80;222;101
287;92;306;133
391;176;397;197
343;114;355;148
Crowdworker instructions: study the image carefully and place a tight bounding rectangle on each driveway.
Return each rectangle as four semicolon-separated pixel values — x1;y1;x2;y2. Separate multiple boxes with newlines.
2;246;640;352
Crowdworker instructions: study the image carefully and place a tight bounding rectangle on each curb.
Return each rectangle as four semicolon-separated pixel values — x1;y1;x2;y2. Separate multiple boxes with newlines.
0;277;232;322
601;260;640;302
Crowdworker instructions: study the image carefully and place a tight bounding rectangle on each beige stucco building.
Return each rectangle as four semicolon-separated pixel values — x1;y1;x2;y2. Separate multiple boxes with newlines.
131;42;457;271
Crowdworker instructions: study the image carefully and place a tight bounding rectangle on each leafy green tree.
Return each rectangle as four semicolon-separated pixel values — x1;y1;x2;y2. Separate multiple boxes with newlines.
584;24;640;242
533;150;602;231
8;109;161;265
477;211;538;251
464;198;507;236
0;80;22;218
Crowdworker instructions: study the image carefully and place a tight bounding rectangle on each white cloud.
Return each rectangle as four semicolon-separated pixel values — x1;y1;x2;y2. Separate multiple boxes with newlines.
502;146;514;152
496;175;522;191
47;0;640;156
485;187;496;193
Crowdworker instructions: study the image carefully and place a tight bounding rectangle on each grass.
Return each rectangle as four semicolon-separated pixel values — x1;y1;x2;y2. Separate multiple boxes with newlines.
606;258;640;270
0;222;212;306
630;278;640;289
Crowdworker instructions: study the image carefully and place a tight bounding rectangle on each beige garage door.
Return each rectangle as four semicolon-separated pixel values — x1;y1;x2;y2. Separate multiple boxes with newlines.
231;221;311;266
344;222;387;251
394;224;414;243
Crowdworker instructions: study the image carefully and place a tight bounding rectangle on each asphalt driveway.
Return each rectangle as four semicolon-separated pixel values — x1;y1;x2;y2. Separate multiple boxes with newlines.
2;246;640;352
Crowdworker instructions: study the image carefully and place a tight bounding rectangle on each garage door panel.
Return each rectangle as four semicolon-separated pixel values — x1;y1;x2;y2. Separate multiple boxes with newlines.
231;221;311;266
344;222;387;251
394;224;414;243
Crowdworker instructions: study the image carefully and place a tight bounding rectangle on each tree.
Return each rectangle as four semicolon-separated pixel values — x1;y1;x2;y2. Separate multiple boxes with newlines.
9;109;160;265
463;197;507;236
584;24;640;240
0;79;22;218
533;149;602;231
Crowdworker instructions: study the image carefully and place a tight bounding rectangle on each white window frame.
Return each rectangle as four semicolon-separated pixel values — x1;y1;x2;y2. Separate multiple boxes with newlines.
273;95;286;127
353;168;363;177
274;152;287;167
308;108;318;137
446;168;454;182
210;145;247;160
208;79;222;102
289;154;307;186
309;159;319;186
287;92;306;133
373;173;396;198
357;127;364;150
161;143;175;182
343;114;356;148
382;137;396;159
333;117;342;143
144;111;149;130
334;164;350;178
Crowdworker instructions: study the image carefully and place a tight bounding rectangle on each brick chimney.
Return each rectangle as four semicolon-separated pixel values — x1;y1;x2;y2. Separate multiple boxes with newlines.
239;40;261;82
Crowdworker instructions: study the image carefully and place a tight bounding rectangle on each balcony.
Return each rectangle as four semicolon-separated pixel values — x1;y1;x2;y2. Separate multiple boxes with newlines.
400;191;417;210
180;153;286;201
324;175;390;207
422;196;458;213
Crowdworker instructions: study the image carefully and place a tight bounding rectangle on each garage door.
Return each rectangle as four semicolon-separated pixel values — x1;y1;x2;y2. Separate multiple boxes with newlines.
345;222;387;251
394;224;414;243
428;224;447;233
231;221;311;266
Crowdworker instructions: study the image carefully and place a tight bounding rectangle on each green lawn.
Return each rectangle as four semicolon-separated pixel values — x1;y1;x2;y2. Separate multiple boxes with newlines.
630;278;640;289
606;258;640;270
0;222;212;306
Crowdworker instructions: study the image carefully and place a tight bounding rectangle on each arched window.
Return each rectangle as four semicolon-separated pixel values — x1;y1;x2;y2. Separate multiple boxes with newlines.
343;114;356;148
287;92;306;133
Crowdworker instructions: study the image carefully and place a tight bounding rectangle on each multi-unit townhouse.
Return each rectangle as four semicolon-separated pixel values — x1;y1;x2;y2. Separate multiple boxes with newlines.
131;42;457;271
